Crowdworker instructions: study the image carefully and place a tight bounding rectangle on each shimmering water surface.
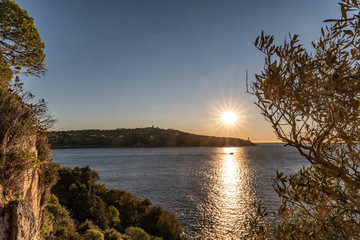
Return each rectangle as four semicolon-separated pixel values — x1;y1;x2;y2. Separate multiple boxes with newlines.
52;143;308;239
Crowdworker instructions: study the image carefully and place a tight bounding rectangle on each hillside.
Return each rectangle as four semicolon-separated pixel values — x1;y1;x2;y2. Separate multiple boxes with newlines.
50;127;255;148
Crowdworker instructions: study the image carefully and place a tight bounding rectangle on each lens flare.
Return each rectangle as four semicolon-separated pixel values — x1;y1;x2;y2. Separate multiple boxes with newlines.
202;87;251;138
222;111;237;124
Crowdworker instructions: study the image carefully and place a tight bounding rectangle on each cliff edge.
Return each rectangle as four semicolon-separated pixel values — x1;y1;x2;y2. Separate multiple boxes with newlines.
0;136;46;240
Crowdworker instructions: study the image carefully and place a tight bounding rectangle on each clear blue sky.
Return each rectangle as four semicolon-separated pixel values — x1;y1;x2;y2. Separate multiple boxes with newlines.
18;0;339;141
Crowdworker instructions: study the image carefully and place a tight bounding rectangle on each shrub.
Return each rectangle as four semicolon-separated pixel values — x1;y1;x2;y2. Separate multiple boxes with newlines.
108;205;120;227
45;194;81;240
103;228;124;240
78;220;100;234
52;166;184;240
86;229;104;240
150;236;163;240
125;226;150;240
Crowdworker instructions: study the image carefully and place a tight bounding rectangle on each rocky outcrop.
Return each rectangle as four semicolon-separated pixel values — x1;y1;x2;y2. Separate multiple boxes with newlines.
9;201;38;240
0;185;9;239
0;136;45;240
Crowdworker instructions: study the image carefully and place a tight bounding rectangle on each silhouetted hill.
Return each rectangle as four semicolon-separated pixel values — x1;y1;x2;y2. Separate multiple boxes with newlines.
50;127;255;148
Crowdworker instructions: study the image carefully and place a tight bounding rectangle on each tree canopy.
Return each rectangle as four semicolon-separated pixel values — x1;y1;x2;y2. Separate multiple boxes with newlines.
0;0;45;81
49;166;184;240
0;0;49;191
250;0;360;238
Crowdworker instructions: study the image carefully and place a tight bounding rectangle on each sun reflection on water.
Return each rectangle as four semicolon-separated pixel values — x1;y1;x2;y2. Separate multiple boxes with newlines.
221;148;238;185
196;147;257;239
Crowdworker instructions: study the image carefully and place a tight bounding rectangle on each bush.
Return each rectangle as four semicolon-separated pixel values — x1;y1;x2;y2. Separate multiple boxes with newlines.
156;211;181;240
104;228;124;240
46;168;182;239
150;236;162;240
125;226;150;240
86;229;104;240
52;166;184;240
108;205;120;227
78;220;100;234
45;194;81;240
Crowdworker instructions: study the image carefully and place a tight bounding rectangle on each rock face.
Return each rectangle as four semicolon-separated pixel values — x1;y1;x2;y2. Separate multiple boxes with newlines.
9;201;38;240
0;136;44;240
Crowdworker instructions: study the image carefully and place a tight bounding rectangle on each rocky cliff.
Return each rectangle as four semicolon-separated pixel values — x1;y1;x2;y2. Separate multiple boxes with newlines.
0;136;45;240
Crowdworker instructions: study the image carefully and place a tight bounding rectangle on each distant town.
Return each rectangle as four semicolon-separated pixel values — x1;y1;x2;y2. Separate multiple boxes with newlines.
50;127;255;148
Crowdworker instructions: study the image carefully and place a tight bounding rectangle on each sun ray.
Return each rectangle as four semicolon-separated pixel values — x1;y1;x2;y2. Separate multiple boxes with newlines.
222;111;237;124
201;88;252;139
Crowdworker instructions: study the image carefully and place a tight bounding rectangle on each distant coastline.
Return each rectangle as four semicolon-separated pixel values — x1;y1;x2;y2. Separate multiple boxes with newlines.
49;127;255;148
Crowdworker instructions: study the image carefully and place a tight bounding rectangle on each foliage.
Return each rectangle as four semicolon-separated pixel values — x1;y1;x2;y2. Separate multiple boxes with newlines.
0;0;46;78
51;166;110;228
45;194;82;240
51;127;254;148
77;220;101;234
51;166;185;240
0;68;55;205
0;54;12;83
0;2;58;240
45;194;123;240
108;205;121;227
0;75;57;235
0;0;52;198
250;0;360;238
38;140;59;205
103;228;124;240
155;210;182;240
125;226;150;240
140;206;181;240
86;229;105;240
0;83;37;182
40;208;54;240
150;237;163;240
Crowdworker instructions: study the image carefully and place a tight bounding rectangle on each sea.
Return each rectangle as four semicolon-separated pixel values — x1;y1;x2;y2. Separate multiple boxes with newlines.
51;143;309;239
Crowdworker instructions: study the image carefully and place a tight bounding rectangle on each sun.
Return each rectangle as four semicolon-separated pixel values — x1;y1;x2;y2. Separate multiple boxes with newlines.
222;111;237;124
205;92;250;137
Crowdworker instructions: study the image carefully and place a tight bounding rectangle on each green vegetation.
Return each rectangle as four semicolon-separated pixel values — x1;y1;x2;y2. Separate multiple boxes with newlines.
250;0;360;239
0;1;60;239
0;0;54;207
125;227;150;240
43;166;184;240
86;229;105;240
44;193;81;240
51;127;254;148
0;0;46;79
0;2;186;240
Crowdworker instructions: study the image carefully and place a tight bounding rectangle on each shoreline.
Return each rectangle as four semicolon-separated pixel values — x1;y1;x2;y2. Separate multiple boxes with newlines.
51;144;257;149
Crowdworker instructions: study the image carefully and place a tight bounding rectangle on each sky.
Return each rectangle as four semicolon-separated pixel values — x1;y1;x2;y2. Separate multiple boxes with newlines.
17;0;340;142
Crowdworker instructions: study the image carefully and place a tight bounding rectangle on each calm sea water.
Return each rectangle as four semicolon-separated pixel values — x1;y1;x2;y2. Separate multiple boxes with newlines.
51;143;308;239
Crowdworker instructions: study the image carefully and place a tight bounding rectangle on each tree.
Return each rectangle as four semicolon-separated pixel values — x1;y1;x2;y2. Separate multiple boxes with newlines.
0;2;54;239
0;0;47;169
125;226;150;240
86;229;105;240
0;0;46;79
250;0;360;239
